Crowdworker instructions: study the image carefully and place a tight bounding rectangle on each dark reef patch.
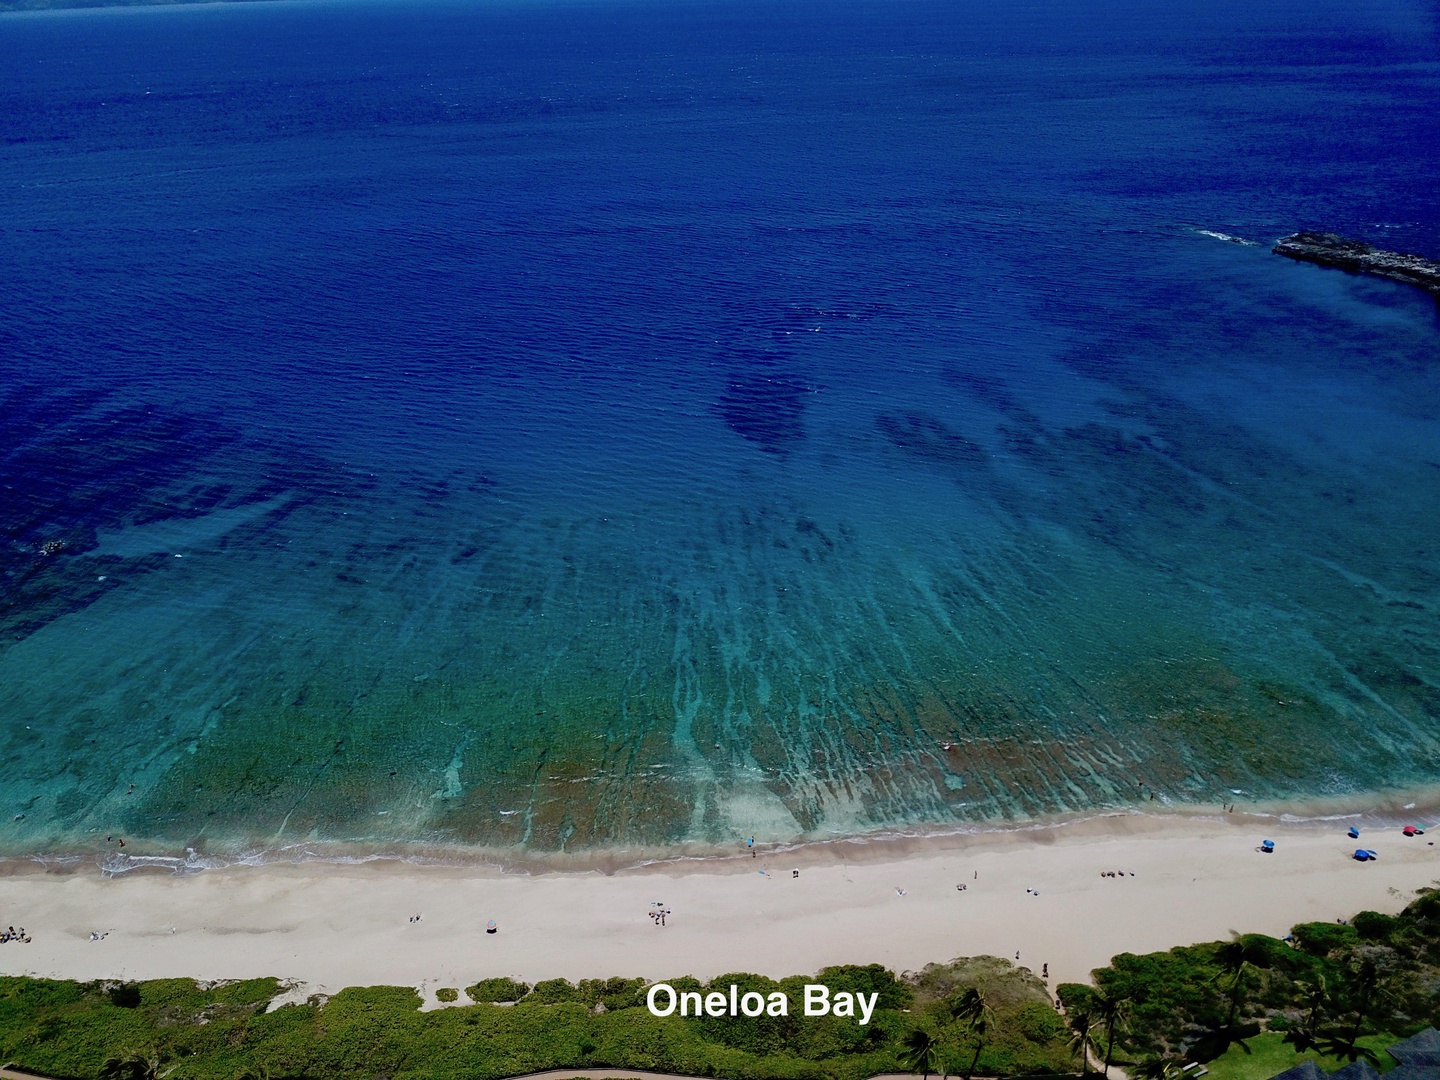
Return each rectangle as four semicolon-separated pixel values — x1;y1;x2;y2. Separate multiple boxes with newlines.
1274;232;1440;299
875;410;988;468
0;384;345;644
942;367;1019;412
715;351;811;453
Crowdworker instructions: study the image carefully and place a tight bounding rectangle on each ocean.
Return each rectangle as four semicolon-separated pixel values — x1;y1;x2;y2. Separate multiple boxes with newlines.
2;0;1438;863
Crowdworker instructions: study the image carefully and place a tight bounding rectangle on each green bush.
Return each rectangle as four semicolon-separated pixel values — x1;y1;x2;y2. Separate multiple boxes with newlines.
578;976;648;1011
1351;911;1398;941
1015;1000;1064;1043
435;987;459;1003
1055;982;1097;1015
1078;887;1440;1068
528;978;582;1004
1290;921;1357;958
466;977;531;1003
0;959;1074;1080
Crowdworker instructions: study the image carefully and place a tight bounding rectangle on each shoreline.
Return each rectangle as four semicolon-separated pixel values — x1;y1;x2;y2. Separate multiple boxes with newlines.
0;806;1436;999
4;784;1438;880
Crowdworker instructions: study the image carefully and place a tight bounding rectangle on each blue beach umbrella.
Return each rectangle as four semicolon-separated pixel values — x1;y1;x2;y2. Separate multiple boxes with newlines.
1353;849;1370;861
1347;827;1360;839
1260;839;1275;852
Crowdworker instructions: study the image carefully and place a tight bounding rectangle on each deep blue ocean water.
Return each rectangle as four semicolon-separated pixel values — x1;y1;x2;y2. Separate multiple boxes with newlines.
2;0;1439;859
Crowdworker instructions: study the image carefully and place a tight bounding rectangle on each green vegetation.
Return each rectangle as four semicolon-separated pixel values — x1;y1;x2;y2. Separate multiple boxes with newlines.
905;957;1069;1078
433;988;459;1004
1057;886;1440;1075
0;961;1070;1080
464;978;530;1004
2;888;1436;1080
1200;1032;1399;1080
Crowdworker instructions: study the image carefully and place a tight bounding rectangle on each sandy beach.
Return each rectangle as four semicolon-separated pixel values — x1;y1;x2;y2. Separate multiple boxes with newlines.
0;811;1436;1002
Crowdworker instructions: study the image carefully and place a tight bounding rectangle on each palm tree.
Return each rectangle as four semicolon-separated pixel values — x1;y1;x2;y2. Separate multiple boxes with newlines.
948;987;985;1026
1314;1031;1380;1067
900;1028;943;1080
1214;937;1272;1034
948;987;995;1080
1281;1023;1319;1054
1133;1057;1186;1080
1095;992;1131;1078
1066;1007;1098;1076
98;1053;170;1080
1282;973;1331;1054
1343;956;1381;1048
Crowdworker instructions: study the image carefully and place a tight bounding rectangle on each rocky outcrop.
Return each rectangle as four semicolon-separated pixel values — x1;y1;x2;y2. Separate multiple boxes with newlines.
1273;232;1440;298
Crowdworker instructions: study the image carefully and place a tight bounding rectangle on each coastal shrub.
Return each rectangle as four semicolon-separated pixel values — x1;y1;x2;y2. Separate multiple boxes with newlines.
435;987;459;1003
818;964;913;1011
687;972;855;1058
466;976;531;1003
1055;983;1097;1016
107;982;142;1008
1351;910;1399;941
1390;892;1440;990
1015;1000;1065;1043
1093;945;1228;1055
1406;887;1440;917
1083;888;1440;1068
909;955;1047;1013
1291;921;1357;958
578;975;648;1011
0;961;1068;1080
528;977;583;1004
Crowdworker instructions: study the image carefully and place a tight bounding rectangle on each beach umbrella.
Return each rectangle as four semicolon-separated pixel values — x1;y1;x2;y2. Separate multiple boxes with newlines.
1260;839;1275;852
1353;849;1370;861
1403;826;1417;836
1347;827;1360;839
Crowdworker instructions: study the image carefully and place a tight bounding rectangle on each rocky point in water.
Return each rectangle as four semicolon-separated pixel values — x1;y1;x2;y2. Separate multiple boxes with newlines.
1273;232;1440;299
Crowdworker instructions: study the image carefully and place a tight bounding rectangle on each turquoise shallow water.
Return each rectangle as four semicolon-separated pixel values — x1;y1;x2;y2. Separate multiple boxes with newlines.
1;0;1438;857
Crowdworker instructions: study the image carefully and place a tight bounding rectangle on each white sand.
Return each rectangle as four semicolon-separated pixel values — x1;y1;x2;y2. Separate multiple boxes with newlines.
0;813;1436;998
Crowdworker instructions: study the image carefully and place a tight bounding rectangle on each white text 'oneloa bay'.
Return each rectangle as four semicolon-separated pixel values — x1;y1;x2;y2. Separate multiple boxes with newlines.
645;984;880;1025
